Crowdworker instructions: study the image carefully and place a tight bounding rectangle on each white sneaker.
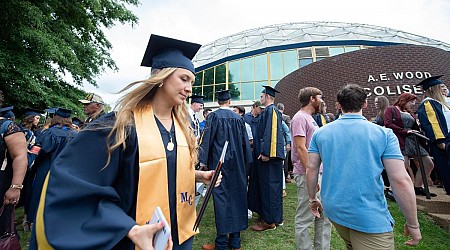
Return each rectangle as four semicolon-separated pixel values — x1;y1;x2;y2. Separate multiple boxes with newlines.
247;209;253;219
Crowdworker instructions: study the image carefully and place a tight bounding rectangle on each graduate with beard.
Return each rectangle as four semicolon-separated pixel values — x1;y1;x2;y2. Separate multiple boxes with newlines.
250;86;285;231
198;90;251;250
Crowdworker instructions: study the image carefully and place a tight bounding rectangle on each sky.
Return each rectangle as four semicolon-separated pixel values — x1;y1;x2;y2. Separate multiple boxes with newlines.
82;0;450;107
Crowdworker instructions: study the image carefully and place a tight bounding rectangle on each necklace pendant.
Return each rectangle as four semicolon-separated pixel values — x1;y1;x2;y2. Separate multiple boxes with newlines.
167;142;174;151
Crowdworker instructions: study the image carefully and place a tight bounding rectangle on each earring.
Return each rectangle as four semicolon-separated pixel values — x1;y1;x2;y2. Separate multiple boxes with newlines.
159;82;163;88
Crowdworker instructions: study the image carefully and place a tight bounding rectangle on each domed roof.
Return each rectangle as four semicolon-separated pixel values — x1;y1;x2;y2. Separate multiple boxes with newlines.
193;21;450;70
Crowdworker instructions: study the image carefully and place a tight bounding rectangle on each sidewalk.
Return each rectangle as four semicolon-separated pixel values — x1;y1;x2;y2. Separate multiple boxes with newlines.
415;186;450;231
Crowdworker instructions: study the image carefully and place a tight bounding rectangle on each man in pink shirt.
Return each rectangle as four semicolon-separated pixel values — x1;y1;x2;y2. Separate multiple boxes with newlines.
291;87;331;250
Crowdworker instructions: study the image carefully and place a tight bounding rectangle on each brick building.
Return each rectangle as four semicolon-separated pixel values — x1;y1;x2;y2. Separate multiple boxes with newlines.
276;44;450;118
192;22;450;116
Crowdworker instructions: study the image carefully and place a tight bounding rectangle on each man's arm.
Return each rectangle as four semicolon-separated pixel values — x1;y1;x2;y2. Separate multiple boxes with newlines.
384;158;422;246
293;136;308;167
306;152;322;217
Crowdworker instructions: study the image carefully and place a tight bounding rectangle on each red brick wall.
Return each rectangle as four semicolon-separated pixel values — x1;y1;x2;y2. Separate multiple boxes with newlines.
275;45;450;120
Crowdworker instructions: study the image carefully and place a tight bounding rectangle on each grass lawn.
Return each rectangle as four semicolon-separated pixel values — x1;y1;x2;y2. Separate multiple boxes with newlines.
192;181;450;249
15;181;450;249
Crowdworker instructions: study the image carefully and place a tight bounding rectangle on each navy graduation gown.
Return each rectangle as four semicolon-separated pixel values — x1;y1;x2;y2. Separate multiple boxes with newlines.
417;98;450;144
30;113;138;250
29;113;192;250
257;104;285;160
199;108;251;235
312;113;329;127
244;112;262;214
28;125;77;223
255;104;284;224
417;98;450;195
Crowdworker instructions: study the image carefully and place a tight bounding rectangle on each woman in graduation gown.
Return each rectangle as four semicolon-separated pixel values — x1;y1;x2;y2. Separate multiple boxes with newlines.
416;75;450;195
30;35;219;250
27;108;78;224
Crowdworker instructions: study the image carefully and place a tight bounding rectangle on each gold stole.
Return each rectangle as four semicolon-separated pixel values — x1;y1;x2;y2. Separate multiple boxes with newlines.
134;106;197;248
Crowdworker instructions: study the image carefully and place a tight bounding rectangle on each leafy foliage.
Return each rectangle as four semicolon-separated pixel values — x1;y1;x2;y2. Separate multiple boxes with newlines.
0;0;139;115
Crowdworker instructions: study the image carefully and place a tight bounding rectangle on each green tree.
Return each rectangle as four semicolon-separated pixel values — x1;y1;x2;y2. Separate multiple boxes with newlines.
200;64;240;102
0;0;139;116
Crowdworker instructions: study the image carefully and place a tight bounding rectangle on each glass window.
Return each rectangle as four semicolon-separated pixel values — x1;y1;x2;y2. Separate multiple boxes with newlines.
315;47;329;57
270;52;283;80
298;48;312;58
316;57;326;61
204;68;214;85
203;85;214;102
272;79;280;88
192;87;202;96
255;81;267;99
299;58;313;68
345;46;360;52
329;47;344;56
194;72;203;87
241;82;254;101
228;60;240;83
215;84;226;92
284;50;298;75
255;54;268;81
229;83;241;101
215;64;226;84
241;57;254;82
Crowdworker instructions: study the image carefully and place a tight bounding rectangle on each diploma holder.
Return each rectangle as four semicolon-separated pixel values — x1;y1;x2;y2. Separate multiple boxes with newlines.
193;141;228;231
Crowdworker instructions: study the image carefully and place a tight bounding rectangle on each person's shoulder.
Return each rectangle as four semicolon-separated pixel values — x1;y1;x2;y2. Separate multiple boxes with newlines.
292;110;310;121
84;112;116;129
0;118;13;129
0;118;21;135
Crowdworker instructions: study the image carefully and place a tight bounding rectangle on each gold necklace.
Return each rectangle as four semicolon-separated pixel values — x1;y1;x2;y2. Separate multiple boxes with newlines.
154;115;174;151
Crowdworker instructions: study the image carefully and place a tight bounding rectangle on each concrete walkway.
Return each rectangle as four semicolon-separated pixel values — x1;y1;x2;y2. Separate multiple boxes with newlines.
416;186;450;230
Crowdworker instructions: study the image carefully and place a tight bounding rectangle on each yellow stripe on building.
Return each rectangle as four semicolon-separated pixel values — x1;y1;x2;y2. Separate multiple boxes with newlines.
36;173;54;249
270;110;278;157
424;101;445;140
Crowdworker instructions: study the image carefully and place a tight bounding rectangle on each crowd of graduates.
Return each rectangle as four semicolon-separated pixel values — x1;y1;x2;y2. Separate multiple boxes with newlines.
0;33;449;250
0;91;107;246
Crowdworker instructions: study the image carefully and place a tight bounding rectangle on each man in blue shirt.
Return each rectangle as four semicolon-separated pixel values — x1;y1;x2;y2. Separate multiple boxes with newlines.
306;84;422;249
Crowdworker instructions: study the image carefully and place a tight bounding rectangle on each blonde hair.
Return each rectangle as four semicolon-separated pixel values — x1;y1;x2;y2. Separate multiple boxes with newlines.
425;84;450;110
106;68;198;167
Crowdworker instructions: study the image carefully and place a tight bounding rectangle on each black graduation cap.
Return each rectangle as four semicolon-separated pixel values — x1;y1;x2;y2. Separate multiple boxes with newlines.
216;90;231;101
55;108;72;118
188;94;204;104
45;107;57;114
141;34;202;74
416;75;444;90
72;117;84;127
262;85;280;97
23;108;43;118
0;106;15;119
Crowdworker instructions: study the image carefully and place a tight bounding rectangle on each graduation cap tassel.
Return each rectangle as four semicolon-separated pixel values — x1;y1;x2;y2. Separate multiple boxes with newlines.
193;141;228;231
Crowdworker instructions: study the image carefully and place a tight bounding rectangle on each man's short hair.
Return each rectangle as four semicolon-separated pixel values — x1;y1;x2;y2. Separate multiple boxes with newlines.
298;87;322;107
203;108;212;115
276;103;285;111
218;100;228;105
233;105;245;115
337;84;367;113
